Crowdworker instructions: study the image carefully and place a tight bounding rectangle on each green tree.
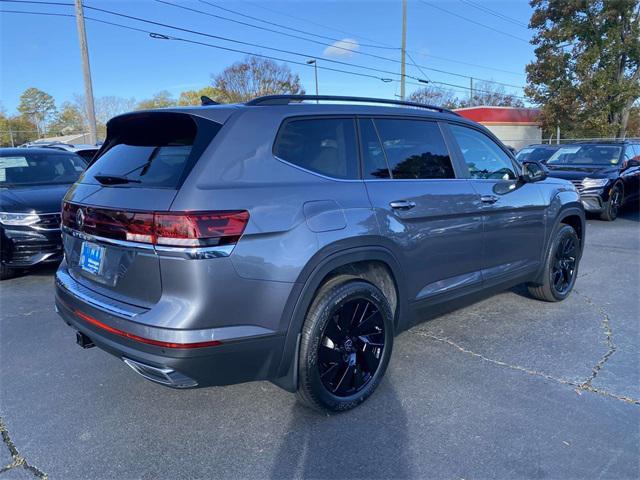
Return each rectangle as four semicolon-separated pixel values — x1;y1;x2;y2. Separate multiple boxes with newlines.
526;0;640;138
213;56;304;103
0;110;38;146
136;90;177;110
48;102;86;136
178;86;223;106
17;87;57;137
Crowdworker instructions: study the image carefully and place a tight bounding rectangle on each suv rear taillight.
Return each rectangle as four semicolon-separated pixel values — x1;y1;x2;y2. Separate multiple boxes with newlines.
62;202;249;247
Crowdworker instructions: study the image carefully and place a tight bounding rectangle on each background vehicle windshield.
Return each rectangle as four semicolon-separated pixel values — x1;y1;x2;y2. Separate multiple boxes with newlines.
546;145;622;165
0;151;86;187
516;147;558;163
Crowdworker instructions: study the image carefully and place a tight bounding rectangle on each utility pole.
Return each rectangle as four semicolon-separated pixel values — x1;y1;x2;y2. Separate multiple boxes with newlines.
75;0;98;144
400;0;407;100
469;77;474;106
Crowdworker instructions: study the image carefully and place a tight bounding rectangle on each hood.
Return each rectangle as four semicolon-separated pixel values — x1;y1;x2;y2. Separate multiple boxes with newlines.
545;164;618;181
0;184;72;213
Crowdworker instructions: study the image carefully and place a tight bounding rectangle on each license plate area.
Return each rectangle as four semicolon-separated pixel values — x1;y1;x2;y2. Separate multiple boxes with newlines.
80;241;105;276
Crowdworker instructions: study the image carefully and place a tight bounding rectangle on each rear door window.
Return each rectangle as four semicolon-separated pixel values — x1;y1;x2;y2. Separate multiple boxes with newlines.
370;118;454;179
84;113;221;189
274;117;358;179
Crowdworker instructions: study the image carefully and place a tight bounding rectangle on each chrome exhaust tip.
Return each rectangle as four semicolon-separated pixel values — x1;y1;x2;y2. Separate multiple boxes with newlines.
122;358;197;388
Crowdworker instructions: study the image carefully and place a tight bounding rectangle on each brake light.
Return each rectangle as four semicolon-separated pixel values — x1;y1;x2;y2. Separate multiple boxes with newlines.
62;202;249;247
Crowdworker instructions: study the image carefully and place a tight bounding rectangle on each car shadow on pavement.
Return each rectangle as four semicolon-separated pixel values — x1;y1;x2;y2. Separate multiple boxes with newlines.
270;380;411;479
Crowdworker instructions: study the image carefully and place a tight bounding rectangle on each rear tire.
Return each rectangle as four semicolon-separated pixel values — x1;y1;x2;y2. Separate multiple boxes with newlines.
600;182;623;221
296;276;394;412
527;224;580;302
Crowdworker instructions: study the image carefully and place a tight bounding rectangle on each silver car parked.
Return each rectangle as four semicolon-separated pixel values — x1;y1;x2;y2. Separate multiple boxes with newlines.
55;95;585;412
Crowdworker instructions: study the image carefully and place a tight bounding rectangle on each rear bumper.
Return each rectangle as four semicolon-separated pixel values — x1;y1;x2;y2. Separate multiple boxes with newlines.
55;269;286;388
1;226;63;267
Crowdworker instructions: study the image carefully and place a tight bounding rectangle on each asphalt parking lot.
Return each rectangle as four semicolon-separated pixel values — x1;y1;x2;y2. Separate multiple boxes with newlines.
1;210;638;480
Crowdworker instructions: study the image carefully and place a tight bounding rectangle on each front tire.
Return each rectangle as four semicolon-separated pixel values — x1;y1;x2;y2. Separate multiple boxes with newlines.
0;264;16;280
600;182;623;221
527;224;580;302
296;277;394;412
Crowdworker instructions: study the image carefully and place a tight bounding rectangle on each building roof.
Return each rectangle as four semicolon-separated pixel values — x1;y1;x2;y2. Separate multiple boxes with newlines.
454;106;541;125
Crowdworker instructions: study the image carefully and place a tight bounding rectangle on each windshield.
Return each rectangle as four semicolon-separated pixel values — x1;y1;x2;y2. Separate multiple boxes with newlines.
516;147;558;163
546;145;622;166
0;151;86;187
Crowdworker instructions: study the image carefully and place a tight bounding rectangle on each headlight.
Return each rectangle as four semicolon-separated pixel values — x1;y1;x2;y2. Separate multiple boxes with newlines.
581;178;609;188
0;212;41;226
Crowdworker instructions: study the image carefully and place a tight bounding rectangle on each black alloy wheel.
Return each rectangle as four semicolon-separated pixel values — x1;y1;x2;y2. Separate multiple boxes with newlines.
317;298;385;397
607;184;623;220
550;234;577;296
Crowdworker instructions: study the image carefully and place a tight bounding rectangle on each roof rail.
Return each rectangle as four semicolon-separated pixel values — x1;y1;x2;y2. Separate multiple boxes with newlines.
245;95;461;116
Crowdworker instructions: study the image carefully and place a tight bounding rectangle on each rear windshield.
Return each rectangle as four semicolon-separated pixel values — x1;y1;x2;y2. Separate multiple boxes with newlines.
83;112;221;188
546;145;622;166
516;147;558;163
0;151;86;187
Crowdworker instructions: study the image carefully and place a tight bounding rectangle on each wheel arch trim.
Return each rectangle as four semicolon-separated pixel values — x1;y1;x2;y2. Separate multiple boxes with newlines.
271;244;407;392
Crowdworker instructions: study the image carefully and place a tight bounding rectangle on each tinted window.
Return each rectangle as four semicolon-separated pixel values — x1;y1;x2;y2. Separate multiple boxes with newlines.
449;124;516;180
0;151;86;187
84;113;220;189
274;118;358;179
546;145;622;166
373;119;454;179
360;118;390;179
515;146;558;164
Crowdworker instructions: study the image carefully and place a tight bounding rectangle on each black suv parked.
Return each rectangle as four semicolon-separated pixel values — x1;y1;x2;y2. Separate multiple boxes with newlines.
1;148;87;279
543;141;640;221
55;95;585;412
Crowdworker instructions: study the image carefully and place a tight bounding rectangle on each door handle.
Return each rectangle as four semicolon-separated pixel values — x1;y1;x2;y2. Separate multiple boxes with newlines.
480;195;499;204
389;200;416;210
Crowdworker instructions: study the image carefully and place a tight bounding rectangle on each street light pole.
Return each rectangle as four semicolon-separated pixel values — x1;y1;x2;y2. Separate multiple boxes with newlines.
307;59;319;102
75;0;98;144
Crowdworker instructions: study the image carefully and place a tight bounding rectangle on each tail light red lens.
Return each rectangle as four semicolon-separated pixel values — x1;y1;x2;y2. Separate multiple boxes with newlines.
62;202;249;247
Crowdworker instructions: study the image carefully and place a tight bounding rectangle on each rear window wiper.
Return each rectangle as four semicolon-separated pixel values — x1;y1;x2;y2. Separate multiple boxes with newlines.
93;174;142;185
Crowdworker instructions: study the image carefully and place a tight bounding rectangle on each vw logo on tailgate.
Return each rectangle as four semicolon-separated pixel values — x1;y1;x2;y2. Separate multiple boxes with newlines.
76;208;85;230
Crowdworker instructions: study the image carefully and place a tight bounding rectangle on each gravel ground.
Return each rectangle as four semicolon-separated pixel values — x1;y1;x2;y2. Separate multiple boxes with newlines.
1;210;638;479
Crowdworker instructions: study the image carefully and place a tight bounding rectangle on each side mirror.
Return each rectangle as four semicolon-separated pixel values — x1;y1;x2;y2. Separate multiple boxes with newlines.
627;159;640;168
521;160;547;183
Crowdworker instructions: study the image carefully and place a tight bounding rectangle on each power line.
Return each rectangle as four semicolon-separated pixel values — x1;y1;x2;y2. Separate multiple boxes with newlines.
0;8;528;102
0;9;397;84
458;0;529;29
80;3;423;82
246;0;392;49
2;0;528;83
418;0;530;43
154;0;526;90
198;0;394;50
246;0;526;77
156;0;384;58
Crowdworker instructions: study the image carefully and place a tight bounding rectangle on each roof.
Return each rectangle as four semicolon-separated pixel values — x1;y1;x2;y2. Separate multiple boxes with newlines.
0;147;80;155
454;106;541;125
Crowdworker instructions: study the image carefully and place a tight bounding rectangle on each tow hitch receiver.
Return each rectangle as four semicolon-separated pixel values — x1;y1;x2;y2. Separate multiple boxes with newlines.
76;331;95;349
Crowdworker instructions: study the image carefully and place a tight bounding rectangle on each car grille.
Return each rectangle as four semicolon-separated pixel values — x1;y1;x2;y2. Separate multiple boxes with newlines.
569;179;584;193
11;237;62;263
34;213;62;230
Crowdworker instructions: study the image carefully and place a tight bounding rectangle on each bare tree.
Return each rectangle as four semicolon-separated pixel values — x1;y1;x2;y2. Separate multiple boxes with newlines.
213;56;304;103
408;85;459;108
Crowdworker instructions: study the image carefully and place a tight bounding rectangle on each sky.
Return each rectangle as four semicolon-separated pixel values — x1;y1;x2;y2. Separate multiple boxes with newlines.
0;0;536;114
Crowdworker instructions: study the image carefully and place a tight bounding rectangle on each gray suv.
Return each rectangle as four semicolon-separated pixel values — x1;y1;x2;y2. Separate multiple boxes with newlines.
55;95;585;412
